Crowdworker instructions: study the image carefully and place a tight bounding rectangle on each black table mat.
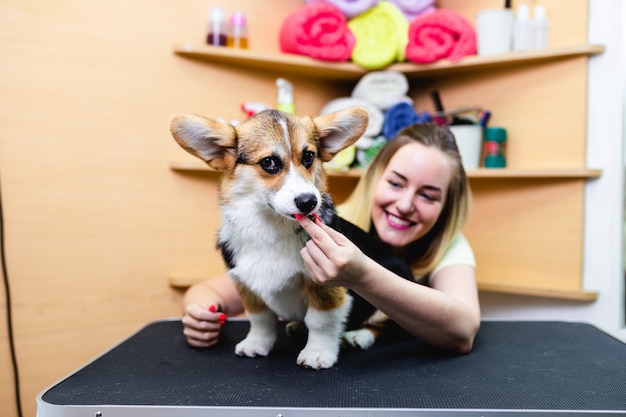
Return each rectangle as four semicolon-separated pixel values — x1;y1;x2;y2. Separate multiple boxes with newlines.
41;319;626;411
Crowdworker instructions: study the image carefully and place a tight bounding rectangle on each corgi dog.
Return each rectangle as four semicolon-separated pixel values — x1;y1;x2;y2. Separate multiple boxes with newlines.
170;108;369;369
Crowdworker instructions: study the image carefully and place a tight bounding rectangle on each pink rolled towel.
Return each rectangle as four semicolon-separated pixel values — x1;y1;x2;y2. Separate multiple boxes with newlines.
305;0;379;19
405;9;477;64
279;3;356;62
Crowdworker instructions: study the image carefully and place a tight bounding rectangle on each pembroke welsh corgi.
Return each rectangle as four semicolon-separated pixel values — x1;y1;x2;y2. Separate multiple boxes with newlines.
170;108;369;369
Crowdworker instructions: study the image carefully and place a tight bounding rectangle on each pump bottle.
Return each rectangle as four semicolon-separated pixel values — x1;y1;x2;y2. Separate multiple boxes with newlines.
207;7;227;46
227;12;249;49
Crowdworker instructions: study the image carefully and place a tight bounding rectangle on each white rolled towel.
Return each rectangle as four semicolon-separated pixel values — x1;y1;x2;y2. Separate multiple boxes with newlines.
319;97;384;138
351;71;412;110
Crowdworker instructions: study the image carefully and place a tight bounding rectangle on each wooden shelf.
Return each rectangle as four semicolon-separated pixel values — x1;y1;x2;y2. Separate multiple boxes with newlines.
173;43;605;81
170;160;602;180
168;271;213;289
478;281;597;301
468;168;602;179
170;159;219;173
168;271;597;301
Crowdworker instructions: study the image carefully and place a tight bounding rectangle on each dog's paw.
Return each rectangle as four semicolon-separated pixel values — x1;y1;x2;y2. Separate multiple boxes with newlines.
342;329;375;350
234;335;275;358
297;347;338;369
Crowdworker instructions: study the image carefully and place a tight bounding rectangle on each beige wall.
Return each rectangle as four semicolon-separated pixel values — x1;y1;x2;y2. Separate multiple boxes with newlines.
0;1;306;415
0;1;591;416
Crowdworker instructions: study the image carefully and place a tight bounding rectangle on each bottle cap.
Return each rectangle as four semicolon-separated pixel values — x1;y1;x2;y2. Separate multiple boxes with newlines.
534;5;547;19
230;12;247;26
485;127;507;142
209;7;225;23
517;4;530;18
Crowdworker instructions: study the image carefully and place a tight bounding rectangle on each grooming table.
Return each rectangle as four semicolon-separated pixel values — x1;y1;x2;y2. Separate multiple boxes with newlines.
37;319;626;416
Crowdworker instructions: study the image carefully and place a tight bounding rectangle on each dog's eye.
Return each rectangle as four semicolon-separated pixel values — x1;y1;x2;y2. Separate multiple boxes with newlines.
259;156;282;174
302;150;316;169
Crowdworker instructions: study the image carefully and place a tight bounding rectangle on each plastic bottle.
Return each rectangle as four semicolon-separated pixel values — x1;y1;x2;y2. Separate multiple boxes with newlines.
532;5;550;49
227;12;248;49
276;78;295;114
513;4;533;51
483;127;507;168
206;7;227;46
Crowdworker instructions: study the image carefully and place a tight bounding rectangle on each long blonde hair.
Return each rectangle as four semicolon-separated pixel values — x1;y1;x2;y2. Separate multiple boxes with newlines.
338;123;471;277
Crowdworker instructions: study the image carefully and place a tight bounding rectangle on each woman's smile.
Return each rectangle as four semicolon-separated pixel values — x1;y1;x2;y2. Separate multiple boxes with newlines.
385;211;416;230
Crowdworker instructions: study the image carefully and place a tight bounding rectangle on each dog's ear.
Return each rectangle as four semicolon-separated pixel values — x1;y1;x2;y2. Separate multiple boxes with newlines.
169;114;237;171
313;107;369;162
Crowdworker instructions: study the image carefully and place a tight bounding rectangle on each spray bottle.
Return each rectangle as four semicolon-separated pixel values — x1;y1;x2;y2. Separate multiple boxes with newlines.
276;78;295;114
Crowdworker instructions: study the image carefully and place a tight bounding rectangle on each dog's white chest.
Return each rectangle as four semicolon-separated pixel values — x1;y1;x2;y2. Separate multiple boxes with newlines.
220;209;309;308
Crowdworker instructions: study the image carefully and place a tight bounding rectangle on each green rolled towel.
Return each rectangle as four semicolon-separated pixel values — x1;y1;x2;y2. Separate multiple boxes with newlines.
348;2;408;70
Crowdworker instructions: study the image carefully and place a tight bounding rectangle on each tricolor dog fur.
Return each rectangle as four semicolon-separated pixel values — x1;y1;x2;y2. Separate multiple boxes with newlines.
170;108;369;369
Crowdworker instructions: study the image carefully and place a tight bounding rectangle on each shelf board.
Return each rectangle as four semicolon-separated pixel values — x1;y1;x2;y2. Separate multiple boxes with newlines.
168;272;212;289
478;281;598;301
468;168;602;179
170;159;217;172
168;271;597;301
173;43;605;81
170;160;602;179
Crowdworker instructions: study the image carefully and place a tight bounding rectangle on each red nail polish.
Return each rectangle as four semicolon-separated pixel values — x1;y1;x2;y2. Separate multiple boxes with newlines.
208;305;217;312
294;213;303;220
313;213;321;223
219;313;227;321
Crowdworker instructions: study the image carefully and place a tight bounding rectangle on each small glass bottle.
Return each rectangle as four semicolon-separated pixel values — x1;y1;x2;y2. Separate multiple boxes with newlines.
206;7;227;46
483;127;507;168
226;12;249;49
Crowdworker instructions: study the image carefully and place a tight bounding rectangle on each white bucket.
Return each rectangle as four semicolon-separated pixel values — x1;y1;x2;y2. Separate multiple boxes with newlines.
449;125;483;170
476;8;514;56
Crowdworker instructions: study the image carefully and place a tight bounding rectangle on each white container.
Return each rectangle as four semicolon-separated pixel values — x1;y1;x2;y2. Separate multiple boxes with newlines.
449;125;483;170
532;5;550;49
513;4;533;51
476;8;514;56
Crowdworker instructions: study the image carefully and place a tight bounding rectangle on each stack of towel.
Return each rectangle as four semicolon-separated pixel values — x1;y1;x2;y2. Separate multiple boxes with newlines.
320;71;432;170
279;1;476;69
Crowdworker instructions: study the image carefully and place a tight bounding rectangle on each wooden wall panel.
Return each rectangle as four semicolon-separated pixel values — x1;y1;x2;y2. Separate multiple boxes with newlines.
466;179;585;292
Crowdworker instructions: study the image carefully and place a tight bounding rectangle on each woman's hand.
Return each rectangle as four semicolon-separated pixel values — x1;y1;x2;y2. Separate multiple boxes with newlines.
298;215;368;287
181;304;227;348
180;273;244;347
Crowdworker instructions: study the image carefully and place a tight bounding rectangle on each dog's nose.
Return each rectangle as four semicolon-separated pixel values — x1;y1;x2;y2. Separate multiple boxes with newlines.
294;194;318;214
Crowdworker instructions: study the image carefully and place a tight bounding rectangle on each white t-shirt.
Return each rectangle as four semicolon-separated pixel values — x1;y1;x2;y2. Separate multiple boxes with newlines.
417;233;476;285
